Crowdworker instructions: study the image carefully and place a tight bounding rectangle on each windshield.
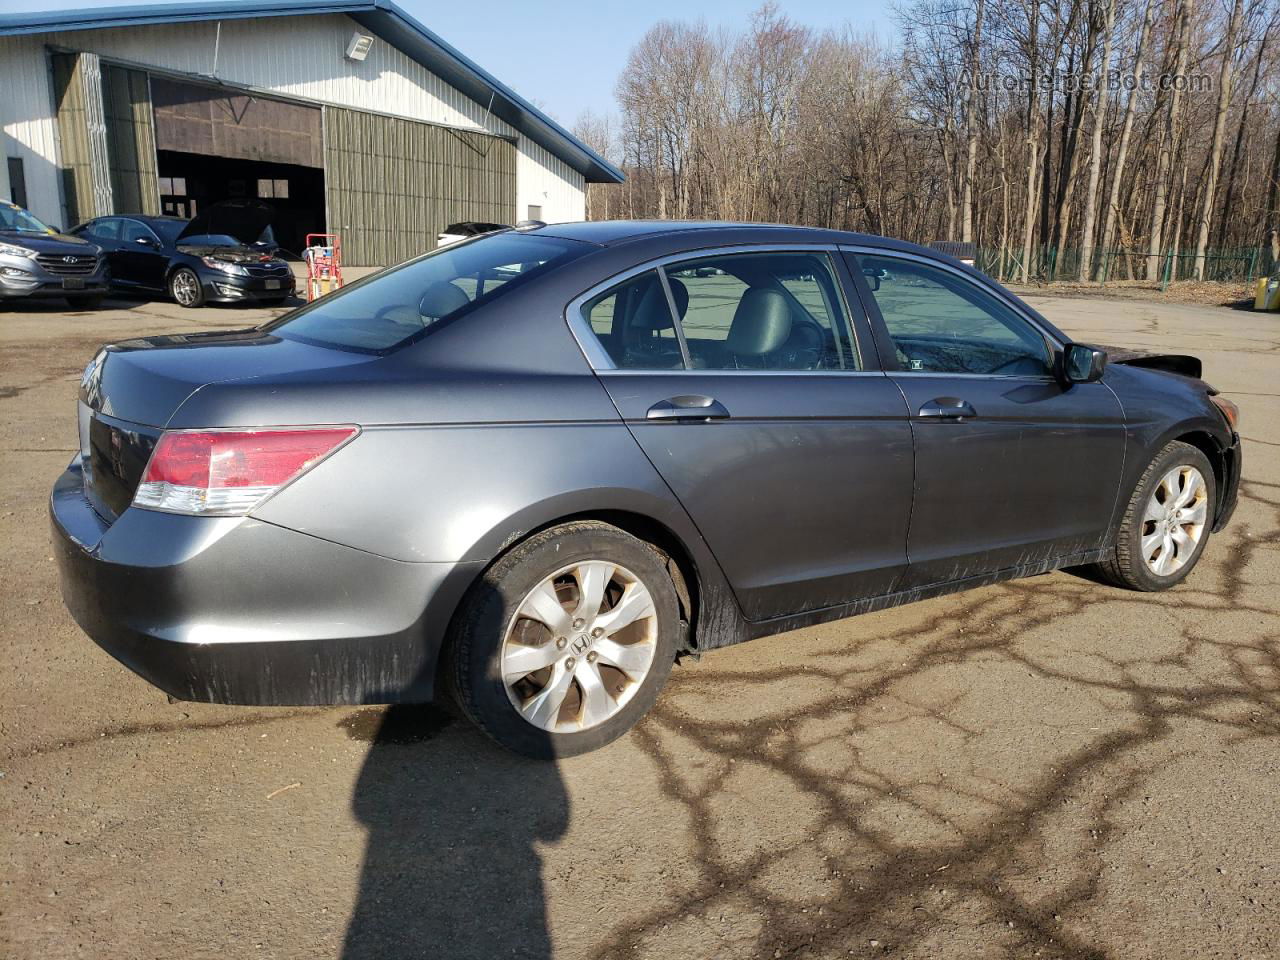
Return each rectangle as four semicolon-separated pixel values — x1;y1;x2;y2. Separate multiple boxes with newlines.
179;234;242;247
266;232;586;352
150;220;188;245
0;203;52;234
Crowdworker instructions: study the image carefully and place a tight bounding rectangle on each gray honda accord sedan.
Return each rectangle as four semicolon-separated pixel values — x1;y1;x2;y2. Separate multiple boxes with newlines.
52;221;1241;757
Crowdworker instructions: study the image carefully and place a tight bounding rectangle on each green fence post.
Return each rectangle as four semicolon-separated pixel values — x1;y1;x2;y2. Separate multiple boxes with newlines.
1247;247;1259;283
1161;249;1173;292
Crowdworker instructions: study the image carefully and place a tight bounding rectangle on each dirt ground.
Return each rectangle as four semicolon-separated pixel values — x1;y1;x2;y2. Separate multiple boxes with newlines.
1;290;1277;960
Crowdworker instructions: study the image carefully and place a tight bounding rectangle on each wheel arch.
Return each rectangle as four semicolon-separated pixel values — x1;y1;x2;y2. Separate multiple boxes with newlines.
438;498;748;665
1170;426;1231;524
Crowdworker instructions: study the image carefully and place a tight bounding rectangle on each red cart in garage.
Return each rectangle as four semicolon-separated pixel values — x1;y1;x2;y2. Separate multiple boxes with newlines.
304;234;344;302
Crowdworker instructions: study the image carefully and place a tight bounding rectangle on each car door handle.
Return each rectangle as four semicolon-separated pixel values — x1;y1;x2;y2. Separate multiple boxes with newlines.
645;395;731;421
917;397;977;420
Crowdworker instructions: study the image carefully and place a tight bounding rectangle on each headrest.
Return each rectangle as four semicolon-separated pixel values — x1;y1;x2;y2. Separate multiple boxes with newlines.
727;288;792;356
419;280;471;319
631;276;688;330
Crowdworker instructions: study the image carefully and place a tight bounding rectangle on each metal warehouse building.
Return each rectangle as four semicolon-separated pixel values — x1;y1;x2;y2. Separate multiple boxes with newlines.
0;0;623;265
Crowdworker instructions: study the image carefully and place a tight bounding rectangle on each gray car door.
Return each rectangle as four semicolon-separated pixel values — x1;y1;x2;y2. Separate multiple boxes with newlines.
571;246;914;622
846;249;1127;589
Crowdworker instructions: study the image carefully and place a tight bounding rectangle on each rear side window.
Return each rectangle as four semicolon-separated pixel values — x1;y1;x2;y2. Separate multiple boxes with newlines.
582;251;858;371
268;233;585;353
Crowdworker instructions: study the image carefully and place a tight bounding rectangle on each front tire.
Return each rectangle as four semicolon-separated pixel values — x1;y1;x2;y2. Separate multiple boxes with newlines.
448;521;680;759
169;267;205;308
1093;440;1216;591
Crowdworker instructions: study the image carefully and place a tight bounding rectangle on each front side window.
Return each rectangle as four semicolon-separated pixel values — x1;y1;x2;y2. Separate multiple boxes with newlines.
581;251;858;372
268;233;585;353
120;220;160;245
857;254;1052;376
84;218;121;240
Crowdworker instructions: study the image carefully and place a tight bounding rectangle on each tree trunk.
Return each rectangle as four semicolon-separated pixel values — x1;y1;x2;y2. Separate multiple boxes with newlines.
961;0;986;243
1147;0;1192;279
1099;0;1154;262
1216;15;1273;249
1079;0;1118;280
1192;0;1244;280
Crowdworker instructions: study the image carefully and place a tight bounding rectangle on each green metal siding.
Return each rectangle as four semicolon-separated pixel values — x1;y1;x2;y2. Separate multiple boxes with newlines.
324;107;516;266
101;65;159;216
51;51;102;226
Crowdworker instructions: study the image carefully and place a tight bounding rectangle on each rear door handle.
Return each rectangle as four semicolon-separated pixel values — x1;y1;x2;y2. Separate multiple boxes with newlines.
917;397;977;420
646;395;731;421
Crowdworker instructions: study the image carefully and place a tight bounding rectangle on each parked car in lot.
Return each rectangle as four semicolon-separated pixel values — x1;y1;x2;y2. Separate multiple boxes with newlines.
437;220;510;247
51;221;1241;758
71;200;295;308
0;201;109;308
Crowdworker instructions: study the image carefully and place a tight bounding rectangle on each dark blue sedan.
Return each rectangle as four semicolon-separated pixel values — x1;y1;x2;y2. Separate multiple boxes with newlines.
71;202;295;307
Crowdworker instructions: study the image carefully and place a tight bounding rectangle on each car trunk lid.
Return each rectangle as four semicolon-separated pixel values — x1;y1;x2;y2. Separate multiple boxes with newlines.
78;328;372;522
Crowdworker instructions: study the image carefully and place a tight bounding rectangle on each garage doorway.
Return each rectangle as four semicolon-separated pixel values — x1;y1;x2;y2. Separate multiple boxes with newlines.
155;150;324;256
150;77;325;256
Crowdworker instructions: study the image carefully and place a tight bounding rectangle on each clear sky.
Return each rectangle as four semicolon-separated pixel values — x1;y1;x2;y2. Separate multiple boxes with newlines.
0;0;898;126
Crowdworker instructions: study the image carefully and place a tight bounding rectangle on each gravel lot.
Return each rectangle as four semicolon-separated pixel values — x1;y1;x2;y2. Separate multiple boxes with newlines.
1;291;1276;960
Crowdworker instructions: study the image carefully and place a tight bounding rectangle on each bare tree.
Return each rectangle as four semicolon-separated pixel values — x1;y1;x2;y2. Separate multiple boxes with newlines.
1079;0;1119;279
1192;0;1246;278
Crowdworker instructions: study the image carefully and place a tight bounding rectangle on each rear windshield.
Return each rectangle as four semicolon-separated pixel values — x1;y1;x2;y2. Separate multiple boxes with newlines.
266;233;584;352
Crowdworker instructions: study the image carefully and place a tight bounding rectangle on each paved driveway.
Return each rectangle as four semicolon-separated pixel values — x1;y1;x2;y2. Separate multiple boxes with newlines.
1;293;1276;959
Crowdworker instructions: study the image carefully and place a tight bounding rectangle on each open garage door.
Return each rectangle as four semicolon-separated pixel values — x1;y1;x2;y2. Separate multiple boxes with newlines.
150;77;325;255
324;108;516;267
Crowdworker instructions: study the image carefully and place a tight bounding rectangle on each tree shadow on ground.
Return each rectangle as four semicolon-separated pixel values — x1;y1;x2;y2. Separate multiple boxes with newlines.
589;480;1280;959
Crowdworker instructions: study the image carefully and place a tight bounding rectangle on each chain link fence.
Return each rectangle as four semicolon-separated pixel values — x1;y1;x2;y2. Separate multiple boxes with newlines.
976;246;1263;288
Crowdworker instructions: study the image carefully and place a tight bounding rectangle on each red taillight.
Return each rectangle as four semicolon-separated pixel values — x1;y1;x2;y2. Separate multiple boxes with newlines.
134;426;357;515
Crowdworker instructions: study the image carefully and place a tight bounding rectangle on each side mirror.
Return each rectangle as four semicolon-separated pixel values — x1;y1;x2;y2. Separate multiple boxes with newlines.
1064;343;1107;383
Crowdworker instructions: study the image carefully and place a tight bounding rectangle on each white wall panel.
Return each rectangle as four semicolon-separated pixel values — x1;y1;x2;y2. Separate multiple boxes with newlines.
517;135;586;224
43;16;511;136
0;35;63;223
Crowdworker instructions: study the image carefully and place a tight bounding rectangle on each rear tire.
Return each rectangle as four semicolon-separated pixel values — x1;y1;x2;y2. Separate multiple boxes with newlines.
169;268;205;308
1092;440;1216;591
448;521;680;759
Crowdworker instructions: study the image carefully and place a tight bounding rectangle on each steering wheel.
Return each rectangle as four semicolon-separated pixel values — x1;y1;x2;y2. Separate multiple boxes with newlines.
372;302;426;326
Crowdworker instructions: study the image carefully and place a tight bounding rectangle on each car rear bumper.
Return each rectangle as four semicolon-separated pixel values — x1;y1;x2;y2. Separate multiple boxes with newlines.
50;460;481;705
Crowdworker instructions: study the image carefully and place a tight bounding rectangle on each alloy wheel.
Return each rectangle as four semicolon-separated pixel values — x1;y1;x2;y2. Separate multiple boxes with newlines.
172;271;200;306
500;560;658;733
1141;464;1208;576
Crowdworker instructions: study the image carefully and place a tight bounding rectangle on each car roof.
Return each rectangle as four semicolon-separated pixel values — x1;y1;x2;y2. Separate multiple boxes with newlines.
110;214;189;225
530;220;940;257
